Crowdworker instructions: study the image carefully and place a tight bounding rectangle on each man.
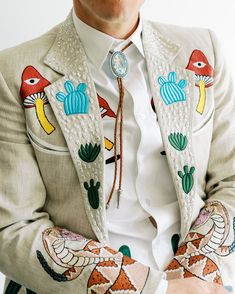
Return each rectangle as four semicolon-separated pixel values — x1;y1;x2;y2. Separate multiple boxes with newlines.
0;0;234;293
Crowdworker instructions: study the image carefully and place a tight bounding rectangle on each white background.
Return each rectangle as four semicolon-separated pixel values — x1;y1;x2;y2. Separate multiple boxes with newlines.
0;0;235;292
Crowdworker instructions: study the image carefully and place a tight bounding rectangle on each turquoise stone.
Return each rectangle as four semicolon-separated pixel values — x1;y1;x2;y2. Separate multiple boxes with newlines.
110;51;128;78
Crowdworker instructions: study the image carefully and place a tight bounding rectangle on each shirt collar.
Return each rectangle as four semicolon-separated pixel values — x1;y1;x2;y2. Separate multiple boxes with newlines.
72;9;144;69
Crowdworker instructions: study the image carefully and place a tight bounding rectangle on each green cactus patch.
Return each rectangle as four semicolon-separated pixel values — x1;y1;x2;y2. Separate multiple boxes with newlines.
119;245;132;258
78;143;101;163
84;179;100;209
178;165;195;194
168;133;188;151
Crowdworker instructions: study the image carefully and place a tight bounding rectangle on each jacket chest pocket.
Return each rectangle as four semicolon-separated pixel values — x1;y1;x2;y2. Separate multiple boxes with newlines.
27;129;69;155
192;86;215;133
25;105;70;156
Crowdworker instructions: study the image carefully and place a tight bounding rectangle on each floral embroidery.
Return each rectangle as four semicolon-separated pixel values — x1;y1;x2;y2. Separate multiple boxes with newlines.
37;228;149;293
84;179;100;209
178;165;195;194
78;143;101;163
56;81;89;115
165;201;235;285
157;72;187;106
20;66;55;135
186;50;214;115
168;133;188;151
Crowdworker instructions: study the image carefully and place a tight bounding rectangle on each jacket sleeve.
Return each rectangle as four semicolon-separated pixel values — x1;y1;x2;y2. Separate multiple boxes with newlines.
165;30;235;291
0;71;168;294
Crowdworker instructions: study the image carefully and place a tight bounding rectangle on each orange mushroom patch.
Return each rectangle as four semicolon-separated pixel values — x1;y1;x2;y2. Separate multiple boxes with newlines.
186;50;214;115
20;66;55;135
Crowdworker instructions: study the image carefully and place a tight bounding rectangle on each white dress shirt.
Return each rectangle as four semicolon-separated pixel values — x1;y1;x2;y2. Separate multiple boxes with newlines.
73;9;180;281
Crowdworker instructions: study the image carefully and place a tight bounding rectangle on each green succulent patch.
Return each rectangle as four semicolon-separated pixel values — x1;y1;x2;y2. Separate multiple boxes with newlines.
168;133;188;151
178;165;195;194
84;179;100;209
78;143;101;163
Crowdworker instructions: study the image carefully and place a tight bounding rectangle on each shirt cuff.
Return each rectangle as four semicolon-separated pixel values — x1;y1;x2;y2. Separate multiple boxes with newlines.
155;278;168;294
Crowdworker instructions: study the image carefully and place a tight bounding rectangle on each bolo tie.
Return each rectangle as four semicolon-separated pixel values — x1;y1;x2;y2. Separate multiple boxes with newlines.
106;41;132;210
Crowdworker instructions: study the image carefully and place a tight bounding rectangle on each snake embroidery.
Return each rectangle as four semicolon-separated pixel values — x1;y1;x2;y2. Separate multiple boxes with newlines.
37;228;149;293
165;201;235;284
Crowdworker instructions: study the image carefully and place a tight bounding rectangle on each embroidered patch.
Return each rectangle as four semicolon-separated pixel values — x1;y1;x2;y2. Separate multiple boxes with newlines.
5;280;22;294
98;94;116;118
119;245;132;258
84;179;100;209
171;234;180;255
157;72;187;105
5;280;36;294
78;143;101;163
165;201;234;285
56;81;89;115
26;289;37;294
186;50;214;115
20;66;55;135
104;137;114;151
178;165;195;194
106;155;121;165
168;133;188;151
228;218;235;254
37;228;149;293
36;250;68;282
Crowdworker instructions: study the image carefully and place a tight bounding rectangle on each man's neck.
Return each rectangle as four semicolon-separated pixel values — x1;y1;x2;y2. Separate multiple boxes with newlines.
73;3;139;39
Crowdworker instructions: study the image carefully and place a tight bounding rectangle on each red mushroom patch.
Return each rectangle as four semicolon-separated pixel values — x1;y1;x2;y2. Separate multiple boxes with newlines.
20;66;55;135
186;50;214;115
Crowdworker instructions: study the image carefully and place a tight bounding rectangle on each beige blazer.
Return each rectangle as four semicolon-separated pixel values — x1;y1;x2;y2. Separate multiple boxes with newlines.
0;12;235;294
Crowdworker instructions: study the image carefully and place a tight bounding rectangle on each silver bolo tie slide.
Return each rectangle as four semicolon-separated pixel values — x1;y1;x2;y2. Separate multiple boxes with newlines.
109;50;128;78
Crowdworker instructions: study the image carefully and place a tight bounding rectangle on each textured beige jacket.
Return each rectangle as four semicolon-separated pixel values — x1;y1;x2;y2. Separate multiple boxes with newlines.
0;12;235;294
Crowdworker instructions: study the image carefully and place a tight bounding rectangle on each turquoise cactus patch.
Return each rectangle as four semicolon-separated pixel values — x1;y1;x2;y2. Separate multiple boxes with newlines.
158;72;187;105
56;81;89;115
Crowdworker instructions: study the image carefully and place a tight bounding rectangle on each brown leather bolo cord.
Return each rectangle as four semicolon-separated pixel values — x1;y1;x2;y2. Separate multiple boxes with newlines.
106;41;132;209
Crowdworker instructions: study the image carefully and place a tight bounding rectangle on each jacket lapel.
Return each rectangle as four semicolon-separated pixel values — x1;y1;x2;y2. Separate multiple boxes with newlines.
42;14;197;243
43;13;107;243
143;21;197;241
